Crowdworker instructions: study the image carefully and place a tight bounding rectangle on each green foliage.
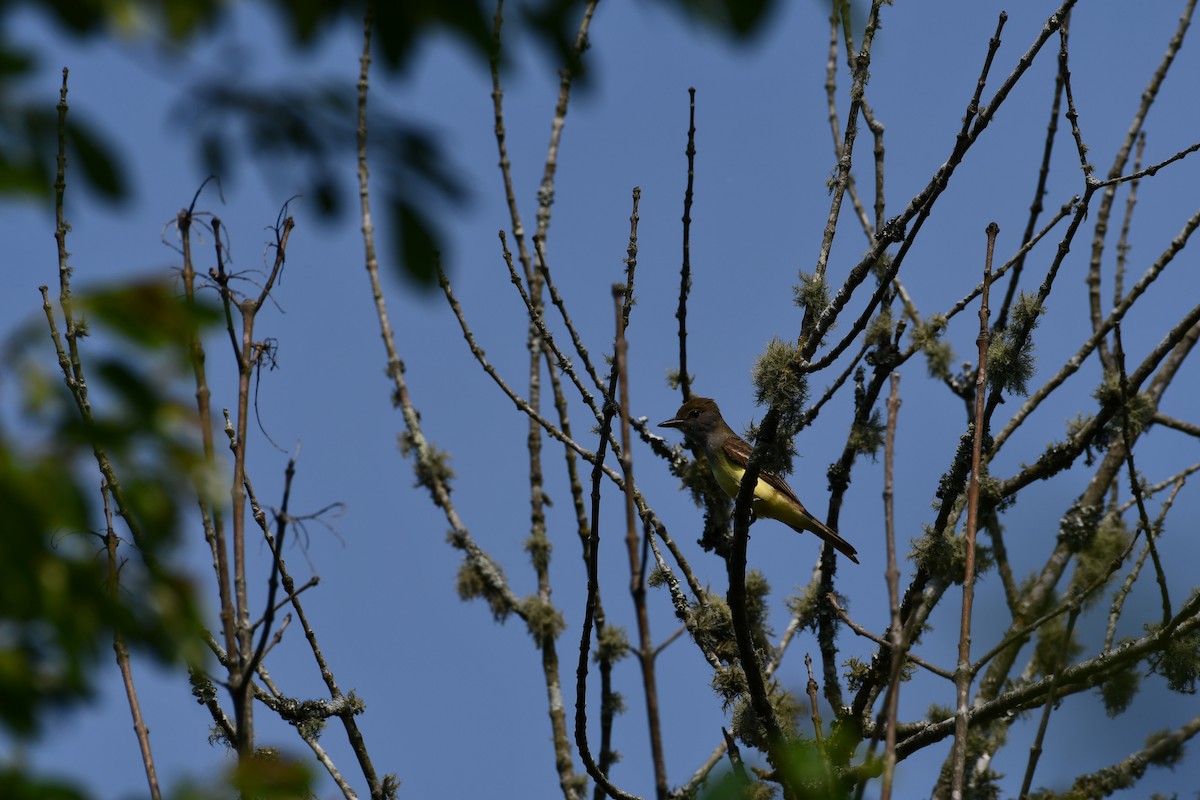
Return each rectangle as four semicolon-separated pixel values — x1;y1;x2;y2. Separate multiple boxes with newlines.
0;96;127;201
1147;623;1200;694
911;314;954;382
399;433;455;498
0;769;88;800
1057;501;1103;553
864;307;894;350
847;408;885;460
870;251;895;282
392;197;443;288
453;553;512;622
648;565;668;587
602;689;627;721
843;657;871;692
1094;374;1155;444
1030;611;1083;679
523;529;552;573
1068;515;1130;604
751;337;809;452
655;0;778;36
691;573;774;671
911;524;957;583
776;738;851;800
785;584;821;631
793;271;829;315
666;368;695;391
671;449;734;554
518;594;567;648
698;768;777;800
596;623;631;664
228;749;314;800
744;569;775;653
910;523;993;586
1143;727;1186;767
2;0;777;287
987;292;1041;396
929;701;1005;800
1096;656;1140;717
1;282;213;738
730;685;801;751
935;429;975;505
712;664;748;706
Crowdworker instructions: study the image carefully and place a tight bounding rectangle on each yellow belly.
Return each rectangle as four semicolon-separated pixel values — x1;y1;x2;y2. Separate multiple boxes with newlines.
713;459;809;532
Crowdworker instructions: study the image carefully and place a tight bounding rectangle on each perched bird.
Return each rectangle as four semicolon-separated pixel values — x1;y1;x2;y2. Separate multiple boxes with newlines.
660;397;859;564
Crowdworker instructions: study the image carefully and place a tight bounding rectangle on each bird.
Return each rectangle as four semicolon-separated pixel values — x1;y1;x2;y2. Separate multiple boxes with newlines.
659;397;859;564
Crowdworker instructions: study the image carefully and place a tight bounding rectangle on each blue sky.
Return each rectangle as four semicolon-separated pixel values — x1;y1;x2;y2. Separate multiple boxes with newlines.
4;1;1200;798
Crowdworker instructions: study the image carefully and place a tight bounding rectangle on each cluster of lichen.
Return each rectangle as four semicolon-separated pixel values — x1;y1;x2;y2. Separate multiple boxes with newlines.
690;572;775;677
750;337;809;476
987;292;1042;396
452;545;513;622
398;431;455;502
910;523;994;586
926;703;1006;800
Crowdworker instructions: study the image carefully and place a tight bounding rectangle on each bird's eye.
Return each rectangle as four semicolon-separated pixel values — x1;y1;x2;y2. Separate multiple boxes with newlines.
688;409;700;418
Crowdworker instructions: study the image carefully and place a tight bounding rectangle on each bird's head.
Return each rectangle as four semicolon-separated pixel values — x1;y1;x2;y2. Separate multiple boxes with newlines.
658;397;726;443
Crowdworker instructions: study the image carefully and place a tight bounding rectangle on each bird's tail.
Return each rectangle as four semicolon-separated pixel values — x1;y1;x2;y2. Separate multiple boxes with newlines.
794;517;859;564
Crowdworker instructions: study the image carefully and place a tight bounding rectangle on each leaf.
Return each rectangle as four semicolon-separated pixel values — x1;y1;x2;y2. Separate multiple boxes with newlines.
78;280;221;349
229;752;313;799
391;199;442;289
66;120;128;200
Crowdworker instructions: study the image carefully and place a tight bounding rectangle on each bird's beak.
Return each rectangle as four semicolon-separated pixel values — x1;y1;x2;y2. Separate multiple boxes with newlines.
658;417;682;429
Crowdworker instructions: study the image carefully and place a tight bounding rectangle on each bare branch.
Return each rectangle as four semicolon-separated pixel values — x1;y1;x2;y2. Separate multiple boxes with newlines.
951;222;997;796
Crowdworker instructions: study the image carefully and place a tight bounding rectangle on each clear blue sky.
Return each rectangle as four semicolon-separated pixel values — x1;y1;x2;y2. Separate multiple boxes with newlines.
4;1;1200;798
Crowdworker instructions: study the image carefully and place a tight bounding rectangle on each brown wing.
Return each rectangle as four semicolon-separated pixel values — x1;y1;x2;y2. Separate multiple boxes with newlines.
720;435;804;505
722;435;859;564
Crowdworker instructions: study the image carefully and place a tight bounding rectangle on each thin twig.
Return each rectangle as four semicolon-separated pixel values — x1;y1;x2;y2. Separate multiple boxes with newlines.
1113;325;1171;625
951;222;997;796
1057;712;1200;797
881;371;903;800
1117;462;1199;514
102;483;162;800
575;198;643;800
244;451;296;681
996;40;1064;332
1087;0;1198;368
897;597;1200;759
611;194;668;800
806;652;835;791
1152;412;1200;438
801;5;1067;370
810;0;885;296
827;594;953;682
1113;132;1145;307
676;87;696;401
994;201;1200;454
1017;604;1080;798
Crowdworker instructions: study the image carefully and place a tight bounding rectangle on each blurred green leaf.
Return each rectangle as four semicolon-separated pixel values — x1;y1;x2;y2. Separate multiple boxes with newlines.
651;0;778;36
65;119;126;200
370;0;495;70
0;152;48;196
78;280;221;349
36;0;222;40
0;104;126;202
392;199;440;288
229;751;313;799
0;769;88;800
0;45;34;76
0;421;204;735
